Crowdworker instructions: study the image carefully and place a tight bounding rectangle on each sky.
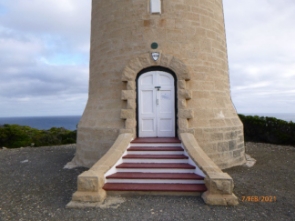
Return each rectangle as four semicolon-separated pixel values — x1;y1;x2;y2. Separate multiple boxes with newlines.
0;0;294;117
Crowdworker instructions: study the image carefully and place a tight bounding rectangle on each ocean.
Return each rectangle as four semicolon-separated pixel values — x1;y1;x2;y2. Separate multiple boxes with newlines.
0;116;81;131
0;113;294;131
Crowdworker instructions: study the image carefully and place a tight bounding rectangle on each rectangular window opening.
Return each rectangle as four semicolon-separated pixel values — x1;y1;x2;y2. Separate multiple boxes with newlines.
150;0;161;14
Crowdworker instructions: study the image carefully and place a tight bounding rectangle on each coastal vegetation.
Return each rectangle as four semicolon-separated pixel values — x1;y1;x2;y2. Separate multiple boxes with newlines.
238;114;295;146
0;124;76;148
0;115;294;148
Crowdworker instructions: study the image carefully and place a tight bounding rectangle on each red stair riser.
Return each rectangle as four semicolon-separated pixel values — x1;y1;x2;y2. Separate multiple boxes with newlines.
116;163;195;169
123;154;188;159
131;137;181;144
106;172;204;180
128;147;183;151
103;183;207;192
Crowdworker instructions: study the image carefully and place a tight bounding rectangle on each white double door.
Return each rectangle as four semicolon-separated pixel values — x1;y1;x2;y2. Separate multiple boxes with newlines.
138;71;175;137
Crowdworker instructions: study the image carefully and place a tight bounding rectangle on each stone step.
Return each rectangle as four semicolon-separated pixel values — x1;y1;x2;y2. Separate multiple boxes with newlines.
103;138;206;195
103;183;207;192
115;163;195;173
122;154;188;163
127;147;184;155
123;154;188;159
106;172;204;180
116;163;195;169
131;137;181;144
128;146;183;151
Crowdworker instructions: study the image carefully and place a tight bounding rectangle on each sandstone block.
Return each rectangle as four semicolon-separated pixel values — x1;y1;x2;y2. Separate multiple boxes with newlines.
178;80;186;89
121;90;135;100
217;141;229;152
210;119;226;127
170;57;190;80
178;109;194;119
179;89;192;100
138;53;153;67
127;99;136;110
120;128;134;134
77;170;101;191
72;189;106;203
190;119;210;128
202;191;239;206
125;119;136;129
120;109;134;119
193;108;214;119
210;132;223;141
229;140;237;151
178;99;187;108
127;58;142;73
233;148;244;158
122;67;136;81
159;54;173;67
205;172;233;195
178;128;194;135
224;131;238;140
178;118;188;129
127;81;136;90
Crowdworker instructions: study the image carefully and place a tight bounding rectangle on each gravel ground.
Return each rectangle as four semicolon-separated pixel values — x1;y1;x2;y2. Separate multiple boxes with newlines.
0;142;294;221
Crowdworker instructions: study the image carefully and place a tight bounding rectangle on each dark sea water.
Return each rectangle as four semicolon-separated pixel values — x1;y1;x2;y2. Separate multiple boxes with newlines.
0;116;81;130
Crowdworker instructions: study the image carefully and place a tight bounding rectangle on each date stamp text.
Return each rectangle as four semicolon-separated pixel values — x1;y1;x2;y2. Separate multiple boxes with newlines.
242;196;277;202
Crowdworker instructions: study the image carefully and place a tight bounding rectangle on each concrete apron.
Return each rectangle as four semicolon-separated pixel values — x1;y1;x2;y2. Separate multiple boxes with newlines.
67;133;238;208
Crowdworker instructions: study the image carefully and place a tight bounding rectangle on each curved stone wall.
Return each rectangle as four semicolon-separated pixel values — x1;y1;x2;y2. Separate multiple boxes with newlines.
71;0;245;169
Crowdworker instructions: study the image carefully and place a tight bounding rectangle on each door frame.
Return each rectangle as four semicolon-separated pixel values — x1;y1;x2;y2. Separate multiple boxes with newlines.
136;66;178;137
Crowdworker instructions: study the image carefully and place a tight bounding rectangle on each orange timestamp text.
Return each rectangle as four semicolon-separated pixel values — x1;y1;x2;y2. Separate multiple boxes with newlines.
242;196;277;202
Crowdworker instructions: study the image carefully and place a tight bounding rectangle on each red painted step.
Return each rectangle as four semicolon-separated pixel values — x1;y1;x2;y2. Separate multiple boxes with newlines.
106;172;204;180
116;163;195;169
128;146;183;151
131;137;181;143
103;183;207;192
123;154;188;159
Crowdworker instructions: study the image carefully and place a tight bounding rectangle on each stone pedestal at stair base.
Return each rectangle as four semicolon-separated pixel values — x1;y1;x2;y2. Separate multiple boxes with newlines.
67;168;107;207
72;189;106;203
180;133;239;206
67;133;133;208
201;173;238;206
202;191;238;206
71;170;107;203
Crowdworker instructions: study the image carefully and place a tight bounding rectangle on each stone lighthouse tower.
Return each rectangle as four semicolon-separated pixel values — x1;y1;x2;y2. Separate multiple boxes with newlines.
67;0;246;206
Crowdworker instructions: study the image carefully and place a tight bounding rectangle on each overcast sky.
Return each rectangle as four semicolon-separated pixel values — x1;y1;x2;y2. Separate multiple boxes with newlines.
0;0;294;117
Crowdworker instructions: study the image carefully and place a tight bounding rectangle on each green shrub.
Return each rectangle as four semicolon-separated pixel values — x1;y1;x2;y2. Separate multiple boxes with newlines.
238;114;295;146
0;124;77;148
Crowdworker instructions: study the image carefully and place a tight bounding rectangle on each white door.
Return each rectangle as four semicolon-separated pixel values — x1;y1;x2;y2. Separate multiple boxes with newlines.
138;71;175;137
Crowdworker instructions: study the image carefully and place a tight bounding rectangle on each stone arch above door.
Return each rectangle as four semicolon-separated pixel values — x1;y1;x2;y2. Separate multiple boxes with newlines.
120;53;194;137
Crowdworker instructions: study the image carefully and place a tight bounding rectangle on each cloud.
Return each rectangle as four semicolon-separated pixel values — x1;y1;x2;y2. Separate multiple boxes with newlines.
0;0;90;38
224;0;295;113
0;0;91;116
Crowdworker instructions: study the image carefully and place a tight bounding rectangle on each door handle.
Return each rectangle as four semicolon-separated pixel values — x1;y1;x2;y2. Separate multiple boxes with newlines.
155;86;161;91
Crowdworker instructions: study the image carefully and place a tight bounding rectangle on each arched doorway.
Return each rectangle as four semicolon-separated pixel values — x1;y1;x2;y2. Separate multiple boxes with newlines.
137;69;176;137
